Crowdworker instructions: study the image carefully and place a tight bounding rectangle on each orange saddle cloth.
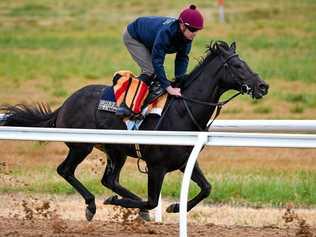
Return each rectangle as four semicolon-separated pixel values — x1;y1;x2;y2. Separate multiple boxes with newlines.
98;70;168;117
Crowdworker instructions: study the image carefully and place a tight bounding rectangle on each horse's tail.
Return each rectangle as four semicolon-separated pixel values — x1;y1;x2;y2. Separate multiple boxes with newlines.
0;103;59;128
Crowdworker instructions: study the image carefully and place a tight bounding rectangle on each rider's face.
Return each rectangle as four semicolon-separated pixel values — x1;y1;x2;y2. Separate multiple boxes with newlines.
180;23;199;41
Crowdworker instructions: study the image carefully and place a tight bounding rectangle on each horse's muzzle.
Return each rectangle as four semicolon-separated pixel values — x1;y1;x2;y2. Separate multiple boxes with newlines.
253;82;269;99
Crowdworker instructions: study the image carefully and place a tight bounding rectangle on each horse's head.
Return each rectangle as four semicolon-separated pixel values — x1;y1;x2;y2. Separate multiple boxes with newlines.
214;41;269;99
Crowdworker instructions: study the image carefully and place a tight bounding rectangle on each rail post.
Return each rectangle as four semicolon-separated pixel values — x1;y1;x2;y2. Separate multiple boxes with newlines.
154;193;162;222
179;133;208;237
218;0;225;23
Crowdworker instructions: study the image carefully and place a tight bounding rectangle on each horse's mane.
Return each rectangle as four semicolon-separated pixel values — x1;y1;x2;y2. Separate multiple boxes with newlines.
174;40;230;89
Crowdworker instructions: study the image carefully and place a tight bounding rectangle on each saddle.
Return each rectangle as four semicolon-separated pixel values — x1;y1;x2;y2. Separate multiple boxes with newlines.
98;71;167;120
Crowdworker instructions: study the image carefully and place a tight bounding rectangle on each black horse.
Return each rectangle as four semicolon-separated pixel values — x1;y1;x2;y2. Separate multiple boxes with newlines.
1;41;268;221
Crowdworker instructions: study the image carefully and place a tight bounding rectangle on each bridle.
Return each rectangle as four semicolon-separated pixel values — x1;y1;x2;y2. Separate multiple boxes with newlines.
179;52;251;131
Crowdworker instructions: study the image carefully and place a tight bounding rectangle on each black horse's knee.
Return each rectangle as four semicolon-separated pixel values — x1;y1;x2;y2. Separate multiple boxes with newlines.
101;173;115;189
102;177;122;195
101;158;116;187
202;182;212;198
57;163;75;177
57;164;67;177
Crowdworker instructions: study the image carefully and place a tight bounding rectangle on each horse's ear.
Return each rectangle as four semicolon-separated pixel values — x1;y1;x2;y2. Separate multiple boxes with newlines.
230;42;236;51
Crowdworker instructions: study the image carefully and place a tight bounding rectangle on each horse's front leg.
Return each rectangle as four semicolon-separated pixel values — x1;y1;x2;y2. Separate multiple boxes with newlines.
166;162;211;213
101;149;142;201
101;148;150;220
104;165;166;211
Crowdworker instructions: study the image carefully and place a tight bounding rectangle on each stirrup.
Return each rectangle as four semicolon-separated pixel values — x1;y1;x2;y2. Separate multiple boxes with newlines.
115;103;132;118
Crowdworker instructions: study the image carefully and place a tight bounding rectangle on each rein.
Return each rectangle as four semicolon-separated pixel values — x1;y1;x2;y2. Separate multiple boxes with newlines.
180;91;241;131
179;53;243;131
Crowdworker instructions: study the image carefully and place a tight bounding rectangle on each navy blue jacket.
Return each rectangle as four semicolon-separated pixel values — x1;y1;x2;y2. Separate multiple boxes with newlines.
127;16;192;89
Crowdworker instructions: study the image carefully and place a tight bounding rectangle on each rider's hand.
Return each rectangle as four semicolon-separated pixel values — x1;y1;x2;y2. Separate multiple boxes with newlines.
166;86;182;97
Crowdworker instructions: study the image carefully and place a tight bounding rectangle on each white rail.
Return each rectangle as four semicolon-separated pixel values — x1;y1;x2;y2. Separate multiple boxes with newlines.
210;120;316;133
2;114;316;133
0;127;200;145
0;123;316;237
1;127;316;148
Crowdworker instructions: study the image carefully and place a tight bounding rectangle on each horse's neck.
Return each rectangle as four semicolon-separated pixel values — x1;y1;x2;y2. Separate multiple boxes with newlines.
186;86;222;129
180;64;224;129
145;56;228;131
184;56;223;99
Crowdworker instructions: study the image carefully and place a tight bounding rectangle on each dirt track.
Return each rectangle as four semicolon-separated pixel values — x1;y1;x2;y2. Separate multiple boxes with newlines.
0;193;315;237
1;144;316;236
2;217;310;237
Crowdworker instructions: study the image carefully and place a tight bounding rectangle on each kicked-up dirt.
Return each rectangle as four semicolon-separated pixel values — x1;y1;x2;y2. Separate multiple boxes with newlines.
0;193;315;237
2;217;313;237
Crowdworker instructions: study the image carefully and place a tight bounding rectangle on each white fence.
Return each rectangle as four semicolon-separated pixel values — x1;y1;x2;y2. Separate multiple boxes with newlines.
210;120;316;133
2;113;316;133
0;121;316;237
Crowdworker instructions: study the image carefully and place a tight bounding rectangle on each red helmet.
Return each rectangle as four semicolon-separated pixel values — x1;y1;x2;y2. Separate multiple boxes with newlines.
179;4;204;30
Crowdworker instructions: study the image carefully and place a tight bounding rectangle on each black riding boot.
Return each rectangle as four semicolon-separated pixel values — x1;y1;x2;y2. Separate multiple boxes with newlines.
138;73;152;85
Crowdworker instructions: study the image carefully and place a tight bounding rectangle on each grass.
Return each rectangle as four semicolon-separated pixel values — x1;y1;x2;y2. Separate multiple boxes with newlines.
290;105;304;114
0;1;315;119
0;1;315;86
0;0;316;207
1;165;315;208
253;106;272;114
9;4;54;17
0;143;315;208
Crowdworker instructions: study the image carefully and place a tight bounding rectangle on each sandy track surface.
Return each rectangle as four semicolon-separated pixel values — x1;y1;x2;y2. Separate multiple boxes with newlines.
0;193;315;236
2;217;311;237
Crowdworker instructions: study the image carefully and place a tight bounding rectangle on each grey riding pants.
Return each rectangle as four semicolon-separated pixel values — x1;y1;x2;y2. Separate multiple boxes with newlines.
122;29;154;76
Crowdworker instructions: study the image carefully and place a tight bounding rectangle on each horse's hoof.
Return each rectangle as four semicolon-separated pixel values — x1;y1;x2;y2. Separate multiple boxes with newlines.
139;209;151;221
166;203;179;213
103;195;118;205
85;207;95;221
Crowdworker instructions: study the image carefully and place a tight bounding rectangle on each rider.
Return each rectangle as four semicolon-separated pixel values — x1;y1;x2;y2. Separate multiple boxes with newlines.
116;4;204;117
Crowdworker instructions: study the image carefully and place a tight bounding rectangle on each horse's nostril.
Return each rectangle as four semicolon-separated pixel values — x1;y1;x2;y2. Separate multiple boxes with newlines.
259;83;268;93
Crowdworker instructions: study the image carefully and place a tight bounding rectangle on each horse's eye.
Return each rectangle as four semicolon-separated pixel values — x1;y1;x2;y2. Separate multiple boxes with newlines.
234;64;242;69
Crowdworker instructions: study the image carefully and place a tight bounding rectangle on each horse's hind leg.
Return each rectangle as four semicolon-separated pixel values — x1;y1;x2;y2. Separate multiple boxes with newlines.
166;162;211;213
101;147;150;220
57;143;95;221
104;164;166;211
